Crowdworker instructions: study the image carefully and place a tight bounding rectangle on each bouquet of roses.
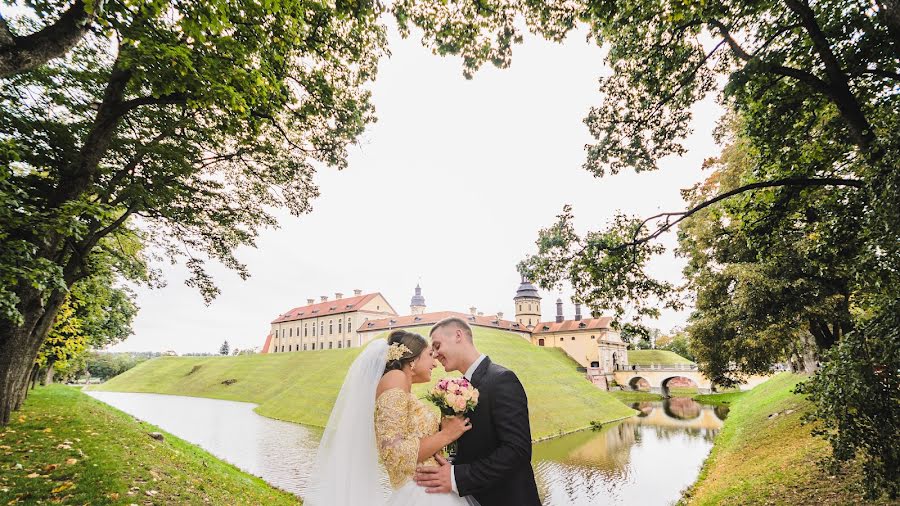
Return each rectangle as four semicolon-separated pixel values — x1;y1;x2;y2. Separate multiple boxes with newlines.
426;377;479;416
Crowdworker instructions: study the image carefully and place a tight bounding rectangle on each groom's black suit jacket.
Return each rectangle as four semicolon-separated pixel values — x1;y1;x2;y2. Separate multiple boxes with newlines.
454;356;541;506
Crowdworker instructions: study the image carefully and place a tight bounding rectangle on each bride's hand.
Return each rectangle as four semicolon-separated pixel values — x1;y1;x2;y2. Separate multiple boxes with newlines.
441;415;472;440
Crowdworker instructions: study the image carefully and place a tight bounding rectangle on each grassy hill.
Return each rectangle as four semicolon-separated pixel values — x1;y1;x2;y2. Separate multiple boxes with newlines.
91;326;634;440
628;349;693;365
683;373;890;505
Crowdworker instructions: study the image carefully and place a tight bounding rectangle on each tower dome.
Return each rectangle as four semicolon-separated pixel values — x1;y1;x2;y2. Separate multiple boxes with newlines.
410;284;426;315
513;275;541;328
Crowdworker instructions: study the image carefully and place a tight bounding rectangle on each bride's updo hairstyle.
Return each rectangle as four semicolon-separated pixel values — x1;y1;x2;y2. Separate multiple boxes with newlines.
383;330;427;375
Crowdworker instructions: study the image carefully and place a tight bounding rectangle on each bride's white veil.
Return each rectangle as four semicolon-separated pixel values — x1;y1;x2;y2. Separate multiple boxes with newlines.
304;338;390;506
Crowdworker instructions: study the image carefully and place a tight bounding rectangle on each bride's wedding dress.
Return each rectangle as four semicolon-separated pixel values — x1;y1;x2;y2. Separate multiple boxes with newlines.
375;388;468;505
304;339;468;506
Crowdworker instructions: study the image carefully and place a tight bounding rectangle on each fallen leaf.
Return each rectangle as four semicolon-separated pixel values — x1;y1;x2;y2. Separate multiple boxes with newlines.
43;464;58;472
26;473;40;479
65;458;78;465
51;482;74;493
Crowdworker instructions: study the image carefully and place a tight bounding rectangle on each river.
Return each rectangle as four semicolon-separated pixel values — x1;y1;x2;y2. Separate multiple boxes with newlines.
86;392;726;505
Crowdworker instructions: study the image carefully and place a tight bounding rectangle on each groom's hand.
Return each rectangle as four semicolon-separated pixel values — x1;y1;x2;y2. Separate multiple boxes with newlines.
414;454;452;494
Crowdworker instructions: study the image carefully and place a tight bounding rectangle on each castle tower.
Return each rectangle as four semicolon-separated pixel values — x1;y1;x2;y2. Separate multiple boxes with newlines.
410;284;426;315
514;275;541;328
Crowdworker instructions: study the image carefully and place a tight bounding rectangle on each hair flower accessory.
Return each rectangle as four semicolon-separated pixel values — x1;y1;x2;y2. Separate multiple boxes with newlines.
387;342;411;362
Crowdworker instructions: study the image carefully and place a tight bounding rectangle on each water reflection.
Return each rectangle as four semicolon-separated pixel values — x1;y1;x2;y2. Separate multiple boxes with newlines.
86;391;322;496
87;391;727;505
532;398;726;505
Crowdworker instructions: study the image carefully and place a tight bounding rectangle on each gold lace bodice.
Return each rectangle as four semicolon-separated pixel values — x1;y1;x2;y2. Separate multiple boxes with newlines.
374;388;440;489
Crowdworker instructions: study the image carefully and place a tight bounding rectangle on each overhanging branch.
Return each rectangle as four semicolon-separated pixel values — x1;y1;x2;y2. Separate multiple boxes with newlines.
613;177;864;251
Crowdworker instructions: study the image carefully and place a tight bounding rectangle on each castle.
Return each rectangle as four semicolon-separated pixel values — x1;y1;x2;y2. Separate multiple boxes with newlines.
260;278;628;372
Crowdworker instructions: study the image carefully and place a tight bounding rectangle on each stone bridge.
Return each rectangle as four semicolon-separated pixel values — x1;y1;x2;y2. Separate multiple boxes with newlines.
611;364;714;395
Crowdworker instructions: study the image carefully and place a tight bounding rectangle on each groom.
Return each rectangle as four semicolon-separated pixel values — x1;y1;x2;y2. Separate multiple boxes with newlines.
414;317;541;506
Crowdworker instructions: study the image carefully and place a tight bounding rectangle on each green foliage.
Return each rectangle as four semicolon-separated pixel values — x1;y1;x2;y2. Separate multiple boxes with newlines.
1;0;388;324
795;299;900;499
656;331;695;362
84;352;150;381
219;340;230;356
35;296;87;376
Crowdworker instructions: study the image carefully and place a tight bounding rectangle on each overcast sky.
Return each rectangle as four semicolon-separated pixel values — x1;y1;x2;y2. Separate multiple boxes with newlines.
108;22;723;354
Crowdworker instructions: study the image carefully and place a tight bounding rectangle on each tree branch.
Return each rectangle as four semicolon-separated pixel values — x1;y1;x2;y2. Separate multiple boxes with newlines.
0;0;97;77
611;177;864;251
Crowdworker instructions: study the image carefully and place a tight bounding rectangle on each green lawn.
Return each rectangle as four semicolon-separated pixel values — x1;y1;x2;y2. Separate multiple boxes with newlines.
627;349;693;365
609;390;664;403
693;390;746;406
0;385;297;505
683;373;890;505
92;326;634;440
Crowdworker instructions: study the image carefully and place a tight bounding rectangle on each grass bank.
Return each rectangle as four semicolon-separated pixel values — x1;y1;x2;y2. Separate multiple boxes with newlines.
683;373;889;505
92;326;635;440
627;349;693;365
0;385;297;505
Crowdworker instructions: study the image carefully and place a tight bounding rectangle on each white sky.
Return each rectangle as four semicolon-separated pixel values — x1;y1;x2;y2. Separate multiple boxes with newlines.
108;23;723;354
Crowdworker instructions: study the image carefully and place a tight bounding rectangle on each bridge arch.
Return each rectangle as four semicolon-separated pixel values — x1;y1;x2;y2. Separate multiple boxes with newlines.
661;375;699;397
628;376;651;392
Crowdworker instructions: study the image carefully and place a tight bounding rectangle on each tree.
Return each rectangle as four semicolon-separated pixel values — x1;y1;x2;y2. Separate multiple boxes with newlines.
393;0;898;497
0;0;386;425
30;262;137;389
219;340;230;356
657;330;695;363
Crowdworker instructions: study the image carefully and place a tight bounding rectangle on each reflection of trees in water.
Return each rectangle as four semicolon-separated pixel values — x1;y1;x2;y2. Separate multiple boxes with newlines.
714;405;730;420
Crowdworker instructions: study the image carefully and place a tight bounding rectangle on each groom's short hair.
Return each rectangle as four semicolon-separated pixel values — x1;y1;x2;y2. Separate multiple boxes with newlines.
430;316;473;341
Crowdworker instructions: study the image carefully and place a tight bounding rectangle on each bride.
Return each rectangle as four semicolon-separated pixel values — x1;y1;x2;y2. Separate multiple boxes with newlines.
304;329;472;506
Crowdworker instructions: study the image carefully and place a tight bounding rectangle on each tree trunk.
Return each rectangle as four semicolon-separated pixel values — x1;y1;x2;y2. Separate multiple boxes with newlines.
0;287;65;426
29;365;39;390
799;330;819;374
42;366;55;386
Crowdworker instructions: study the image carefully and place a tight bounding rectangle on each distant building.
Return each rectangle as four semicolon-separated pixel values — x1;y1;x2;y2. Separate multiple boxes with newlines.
410;284;426;315
261;281;626;372
263;290;398;353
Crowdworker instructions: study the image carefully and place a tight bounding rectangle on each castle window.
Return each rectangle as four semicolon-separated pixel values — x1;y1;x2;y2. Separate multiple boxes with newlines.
591;335;596;339
338;341;342;349
329;342;333;349
312;343;316;350
338;319;342;333
320;322;324;335
304;324;308;337
303;344;307;351
571;336;576;340
346;340;351;348
559;337;563;341
313;325;316;336
289;328;292;337
538;339;545;346
281;346;285;352
329;320;333;334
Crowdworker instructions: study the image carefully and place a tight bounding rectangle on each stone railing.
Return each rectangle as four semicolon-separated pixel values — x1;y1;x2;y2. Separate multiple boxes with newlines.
614;363;698;372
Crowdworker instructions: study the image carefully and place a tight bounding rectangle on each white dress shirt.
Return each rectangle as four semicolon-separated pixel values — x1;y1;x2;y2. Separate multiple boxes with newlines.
450;354;486;495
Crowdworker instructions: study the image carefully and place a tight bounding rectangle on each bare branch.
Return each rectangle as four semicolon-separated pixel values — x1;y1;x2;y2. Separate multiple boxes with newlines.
611;177;864;252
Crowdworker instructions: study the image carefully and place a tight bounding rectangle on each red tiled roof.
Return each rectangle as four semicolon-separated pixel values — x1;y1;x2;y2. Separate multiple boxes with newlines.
260;334;273;354
271;293;391;324
357;311;527;334
531;317;613;334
